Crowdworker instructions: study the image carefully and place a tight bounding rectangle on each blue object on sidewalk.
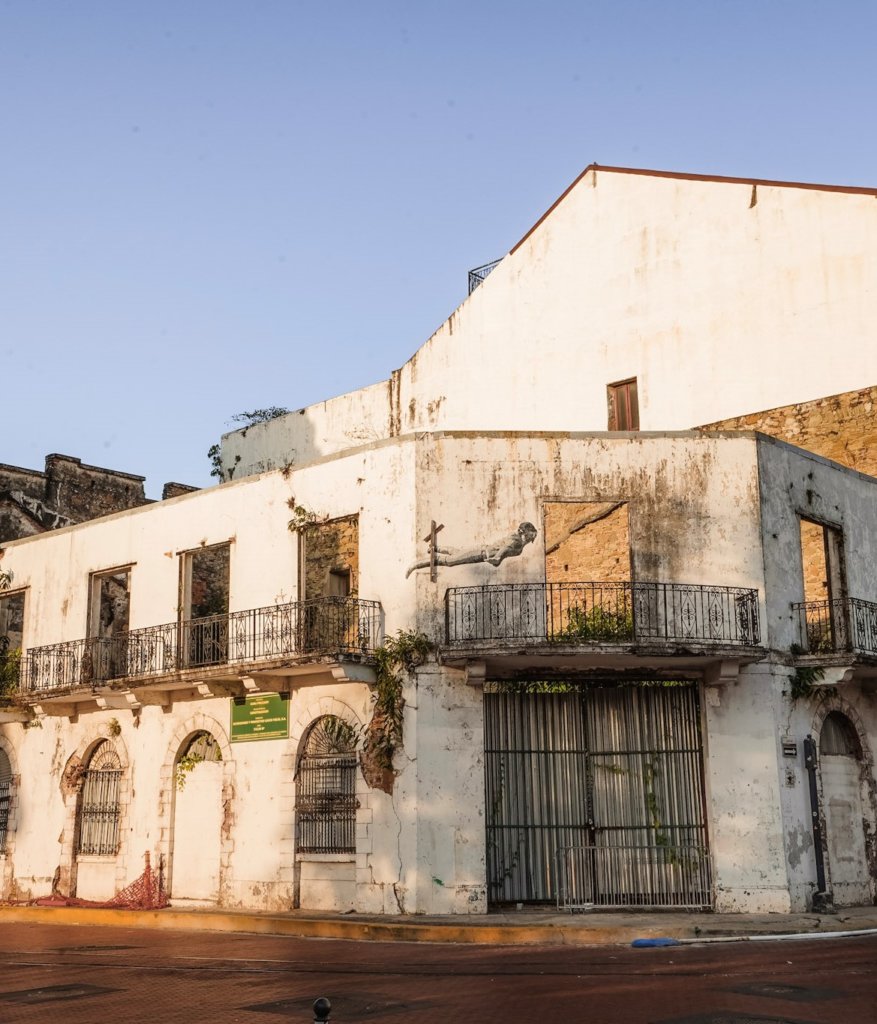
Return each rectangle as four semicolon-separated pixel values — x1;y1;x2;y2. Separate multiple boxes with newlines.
631;937;681;947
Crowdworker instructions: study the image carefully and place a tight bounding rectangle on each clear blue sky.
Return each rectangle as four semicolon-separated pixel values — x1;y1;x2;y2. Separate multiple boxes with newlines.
3;1;875;495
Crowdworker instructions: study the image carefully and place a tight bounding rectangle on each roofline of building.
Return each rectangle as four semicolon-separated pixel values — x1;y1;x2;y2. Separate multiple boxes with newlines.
510;163;877;256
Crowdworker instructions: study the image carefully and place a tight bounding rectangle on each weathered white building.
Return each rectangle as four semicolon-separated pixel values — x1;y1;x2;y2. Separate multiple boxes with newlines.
1;165;875;917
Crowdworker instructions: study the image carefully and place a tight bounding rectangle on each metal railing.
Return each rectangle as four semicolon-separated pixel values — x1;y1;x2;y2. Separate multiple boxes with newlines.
467;258;502;294
446;581;760;647
556;843;712;911
793;597;877;657
21;597;382;694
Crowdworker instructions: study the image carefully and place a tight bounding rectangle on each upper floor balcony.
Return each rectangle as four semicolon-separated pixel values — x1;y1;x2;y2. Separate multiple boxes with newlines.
18;597;382;711
444;581;762;680
792;597;877;669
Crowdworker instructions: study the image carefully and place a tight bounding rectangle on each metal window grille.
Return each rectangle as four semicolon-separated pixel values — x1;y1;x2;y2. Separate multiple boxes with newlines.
0;749;10;853
77;742;122;856
296;717;357;854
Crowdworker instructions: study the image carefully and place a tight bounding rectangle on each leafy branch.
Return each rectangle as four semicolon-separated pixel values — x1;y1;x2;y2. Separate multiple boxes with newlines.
360;630;433;794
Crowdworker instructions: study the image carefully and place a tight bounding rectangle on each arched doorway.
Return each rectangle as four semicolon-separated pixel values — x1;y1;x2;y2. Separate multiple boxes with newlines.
171;731;223;902
820;711;871;906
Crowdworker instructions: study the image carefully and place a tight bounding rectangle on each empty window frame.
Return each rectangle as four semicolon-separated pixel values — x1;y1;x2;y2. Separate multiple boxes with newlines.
76;741;123;856
799;518;848;652
87;568;131;682
295;716;357;854
0;590;24;694
607;378;640;431
180;543;230;668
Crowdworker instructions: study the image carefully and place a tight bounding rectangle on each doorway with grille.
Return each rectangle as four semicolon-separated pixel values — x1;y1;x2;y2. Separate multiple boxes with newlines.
484;681;711;909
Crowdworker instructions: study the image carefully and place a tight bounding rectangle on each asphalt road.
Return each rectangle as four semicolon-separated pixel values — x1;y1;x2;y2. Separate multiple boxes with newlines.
0;923;873;1024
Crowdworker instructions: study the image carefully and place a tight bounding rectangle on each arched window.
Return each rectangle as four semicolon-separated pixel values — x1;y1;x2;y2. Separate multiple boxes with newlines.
820;711;861;758
295;716;357;854
77;741;122;856
0;748;11;852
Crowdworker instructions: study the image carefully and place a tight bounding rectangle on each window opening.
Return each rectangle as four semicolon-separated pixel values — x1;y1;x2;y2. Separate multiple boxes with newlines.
295;716;357;854
88;568;131;681
0;748;11;852
180;544;230;668
0;591;24;697
799;519;847;652
327;569;352;598
303;517;359;600
77;741;122;856
543;501;633;641
607;378;639;431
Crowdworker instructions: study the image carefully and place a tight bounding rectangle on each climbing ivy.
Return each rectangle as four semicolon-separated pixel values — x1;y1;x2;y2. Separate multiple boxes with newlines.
360;630;433;794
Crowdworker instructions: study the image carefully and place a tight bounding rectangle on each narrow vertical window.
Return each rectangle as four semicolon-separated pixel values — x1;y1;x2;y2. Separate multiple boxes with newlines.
180;543;230;668
0;590;24;698
798;518;847;652
87;568;131;682
0;748;11;853
295;716;357;854
77;741;122;856
607;378;640;431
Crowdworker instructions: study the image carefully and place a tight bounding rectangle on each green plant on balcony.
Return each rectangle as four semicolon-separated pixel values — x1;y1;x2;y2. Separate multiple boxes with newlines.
556;603;634;643
0;639;21;704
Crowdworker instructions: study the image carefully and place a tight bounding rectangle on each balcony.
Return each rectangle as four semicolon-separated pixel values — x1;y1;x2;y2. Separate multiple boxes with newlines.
19;598;382;707
467;258;502;295
793;598;877;661
444;582;762;680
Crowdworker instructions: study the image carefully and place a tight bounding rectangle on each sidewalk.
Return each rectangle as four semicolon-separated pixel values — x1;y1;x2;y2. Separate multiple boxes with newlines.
2;902;876;946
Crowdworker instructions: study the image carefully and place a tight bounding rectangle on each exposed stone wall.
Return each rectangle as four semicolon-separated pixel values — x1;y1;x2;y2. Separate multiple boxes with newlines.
0;455;198;543
699;385;877;478
304;516;359;599
544;502;631;584
701;386;874;607
0;464;45;503
799;519;829;606
44;455;147;524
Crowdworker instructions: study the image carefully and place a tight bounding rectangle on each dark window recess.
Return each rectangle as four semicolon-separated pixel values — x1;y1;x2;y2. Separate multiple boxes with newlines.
607;378;639;431
327;569;352;598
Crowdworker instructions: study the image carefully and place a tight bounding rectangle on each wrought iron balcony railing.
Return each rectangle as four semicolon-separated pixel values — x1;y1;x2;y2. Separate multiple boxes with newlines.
793;597;877;657
467;258;502;295
446;582;760;648
21;597;382;695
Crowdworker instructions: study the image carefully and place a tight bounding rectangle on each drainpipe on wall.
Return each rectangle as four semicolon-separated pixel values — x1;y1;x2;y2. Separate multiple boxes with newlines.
803;734;834;912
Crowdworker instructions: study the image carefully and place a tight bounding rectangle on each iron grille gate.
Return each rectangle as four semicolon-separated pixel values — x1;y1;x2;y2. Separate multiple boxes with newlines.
484;682;711;909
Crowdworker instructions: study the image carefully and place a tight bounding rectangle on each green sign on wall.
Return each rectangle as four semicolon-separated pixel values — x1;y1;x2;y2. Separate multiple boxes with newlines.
230;692;290;742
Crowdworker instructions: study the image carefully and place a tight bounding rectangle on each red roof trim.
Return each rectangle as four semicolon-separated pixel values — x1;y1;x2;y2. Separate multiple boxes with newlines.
509;163;877;255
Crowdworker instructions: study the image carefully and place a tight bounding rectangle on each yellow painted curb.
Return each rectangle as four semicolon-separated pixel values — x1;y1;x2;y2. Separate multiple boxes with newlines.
0;905;691;946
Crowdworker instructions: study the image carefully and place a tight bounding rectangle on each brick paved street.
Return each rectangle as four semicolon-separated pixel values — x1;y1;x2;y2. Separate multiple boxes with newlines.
0;922;873;1024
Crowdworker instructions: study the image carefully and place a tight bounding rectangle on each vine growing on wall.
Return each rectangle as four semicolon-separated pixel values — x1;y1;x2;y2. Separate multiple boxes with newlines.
0;570;19;703
360;630;433;795
788;644;830;701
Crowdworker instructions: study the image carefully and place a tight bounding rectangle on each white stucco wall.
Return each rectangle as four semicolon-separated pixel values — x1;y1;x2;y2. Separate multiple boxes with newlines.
3;429;876;914
221;167;877;478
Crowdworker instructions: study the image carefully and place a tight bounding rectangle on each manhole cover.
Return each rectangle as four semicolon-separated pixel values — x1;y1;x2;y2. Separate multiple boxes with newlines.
0;984;118;1004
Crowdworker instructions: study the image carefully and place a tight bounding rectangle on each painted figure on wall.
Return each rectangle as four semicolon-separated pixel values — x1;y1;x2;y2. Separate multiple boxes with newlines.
406;522;537;578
